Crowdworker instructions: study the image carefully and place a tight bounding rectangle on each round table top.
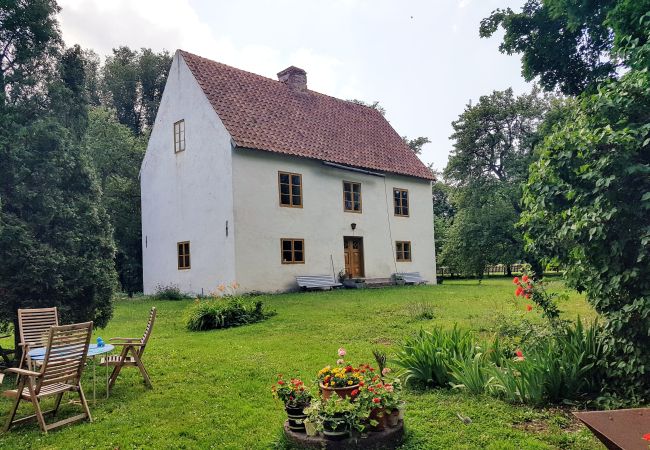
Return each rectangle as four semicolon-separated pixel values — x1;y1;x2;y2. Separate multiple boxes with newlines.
28;343;115;360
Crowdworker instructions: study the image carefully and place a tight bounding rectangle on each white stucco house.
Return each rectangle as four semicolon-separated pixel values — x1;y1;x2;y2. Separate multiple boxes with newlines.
140;50;436;294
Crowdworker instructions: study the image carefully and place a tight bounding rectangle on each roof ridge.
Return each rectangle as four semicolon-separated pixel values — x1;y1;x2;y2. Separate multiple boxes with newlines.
177;49;387;117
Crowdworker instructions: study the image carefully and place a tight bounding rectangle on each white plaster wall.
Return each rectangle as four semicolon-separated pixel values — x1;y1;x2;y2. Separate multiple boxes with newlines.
232;149;436;292
140;52;236;295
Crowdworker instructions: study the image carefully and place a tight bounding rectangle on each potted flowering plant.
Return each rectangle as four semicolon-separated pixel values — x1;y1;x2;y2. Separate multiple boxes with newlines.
357;376;402;430
272;375;312;432
305;396;356;441
318;348;364;399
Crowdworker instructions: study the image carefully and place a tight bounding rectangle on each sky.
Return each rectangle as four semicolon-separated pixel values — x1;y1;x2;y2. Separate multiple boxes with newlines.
57;0;530;172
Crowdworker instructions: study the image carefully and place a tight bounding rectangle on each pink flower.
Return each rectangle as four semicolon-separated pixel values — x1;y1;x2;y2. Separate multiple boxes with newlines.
336;359;344;365
338;347;346;357
384;384;394;393
381;367;391;376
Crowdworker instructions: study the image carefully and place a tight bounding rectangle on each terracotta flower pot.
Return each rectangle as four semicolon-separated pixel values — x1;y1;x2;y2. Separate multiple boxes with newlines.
387;409;400;428
285;404;308;432
369;407;387;431
319;383;359;400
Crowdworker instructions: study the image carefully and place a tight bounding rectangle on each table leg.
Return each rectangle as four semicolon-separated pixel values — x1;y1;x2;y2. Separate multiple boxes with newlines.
93;357;96;405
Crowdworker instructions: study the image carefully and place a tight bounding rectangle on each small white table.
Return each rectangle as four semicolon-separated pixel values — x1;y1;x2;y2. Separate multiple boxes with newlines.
28;343;115;404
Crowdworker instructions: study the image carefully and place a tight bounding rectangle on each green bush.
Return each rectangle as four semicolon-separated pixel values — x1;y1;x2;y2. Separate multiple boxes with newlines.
153;283;192;300
186;297;276;331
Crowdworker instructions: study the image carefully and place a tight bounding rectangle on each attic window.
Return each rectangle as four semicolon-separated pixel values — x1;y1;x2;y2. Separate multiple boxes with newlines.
278;172;302;207
177;241;190;269
393;188;409;217
174;120;185;153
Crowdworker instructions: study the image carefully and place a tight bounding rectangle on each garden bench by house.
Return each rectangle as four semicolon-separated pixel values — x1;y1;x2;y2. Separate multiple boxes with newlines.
296;276;342;290
394;272;427;285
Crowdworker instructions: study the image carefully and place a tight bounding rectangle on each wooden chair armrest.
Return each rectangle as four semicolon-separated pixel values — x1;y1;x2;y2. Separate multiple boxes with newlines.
111;342;145;347
6;367;40;377
109;337;139;342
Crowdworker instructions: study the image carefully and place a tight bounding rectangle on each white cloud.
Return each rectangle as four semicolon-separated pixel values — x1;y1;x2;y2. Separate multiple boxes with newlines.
57;0;360;98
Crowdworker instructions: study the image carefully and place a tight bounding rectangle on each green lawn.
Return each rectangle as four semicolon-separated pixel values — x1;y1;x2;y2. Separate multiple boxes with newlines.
0;278;602;449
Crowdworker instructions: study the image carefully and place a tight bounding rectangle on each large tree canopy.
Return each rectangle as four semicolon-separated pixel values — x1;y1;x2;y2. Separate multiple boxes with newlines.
521;16;650;398
480;0;650;95
101;46;171;135
0;1;116;340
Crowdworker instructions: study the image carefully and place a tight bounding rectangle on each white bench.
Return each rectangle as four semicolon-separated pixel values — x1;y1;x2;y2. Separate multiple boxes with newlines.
296;275;342;290
394;272;428;285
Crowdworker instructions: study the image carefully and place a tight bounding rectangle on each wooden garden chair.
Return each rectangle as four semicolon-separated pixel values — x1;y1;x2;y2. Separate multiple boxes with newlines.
17;307;59;372
100;307;156;390
2;322;93;433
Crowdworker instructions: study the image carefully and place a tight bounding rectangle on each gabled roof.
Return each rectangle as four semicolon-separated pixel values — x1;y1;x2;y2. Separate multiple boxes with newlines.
179;50;434;180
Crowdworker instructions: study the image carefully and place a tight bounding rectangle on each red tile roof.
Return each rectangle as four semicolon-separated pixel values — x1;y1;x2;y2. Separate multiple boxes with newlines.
179;50;434;180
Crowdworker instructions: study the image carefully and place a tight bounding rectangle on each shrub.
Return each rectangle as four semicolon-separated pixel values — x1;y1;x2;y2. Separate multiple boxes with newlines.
153;283;191;300
186;297;276;331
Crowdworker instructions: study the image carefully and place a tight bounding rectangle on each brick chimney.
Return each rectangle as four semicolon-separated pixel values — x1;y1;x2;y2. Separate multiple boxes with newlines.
277;66;307;91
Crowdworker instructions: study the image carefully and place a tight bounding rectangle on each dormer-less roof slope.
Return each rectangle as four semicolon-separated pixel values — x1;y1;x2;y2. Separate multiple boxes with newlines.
179;50;434;180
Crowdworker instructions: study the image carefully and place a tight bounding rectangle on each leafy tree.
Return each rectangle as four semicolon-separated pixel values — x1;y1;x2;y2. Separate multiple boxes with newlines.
402;136;431;155
479;0;650;95
441;183;522;278
83;107;146;295
0;3;116;346
0;0;61;105
443;88;549;275
101;47;171;134
520;23;650;398
348;98;386;116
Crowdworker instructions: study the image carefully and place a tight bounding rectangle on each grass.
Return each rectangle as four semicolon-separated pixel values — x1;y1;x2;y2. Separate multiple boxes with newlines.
0;278;602;449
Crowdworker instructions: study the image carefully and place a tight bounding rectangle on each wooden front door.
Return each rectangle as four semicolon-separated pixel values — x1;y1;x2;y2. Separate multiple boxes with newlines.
344;237;364;278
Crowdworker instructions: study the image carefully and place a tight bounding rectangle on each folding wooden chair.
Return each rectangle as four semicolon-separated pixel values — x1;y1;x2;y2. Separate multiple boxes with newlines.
0;334;16;369
2;322;93;433
100;307;156;390
17;307;59;372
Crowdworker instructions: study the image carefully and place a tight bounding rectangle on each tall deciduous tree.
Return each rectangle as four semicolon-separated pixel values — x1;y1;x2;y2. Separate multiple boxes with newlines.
479;0;650;95
521;22;650;397
83;107;146;295
442;88;549;276
101;46;171;135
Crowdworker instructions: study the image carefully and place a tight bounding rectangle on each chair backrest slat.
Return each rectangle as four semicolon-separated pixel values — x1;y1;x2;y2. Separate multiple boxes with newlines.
138;307;156;358
37;322;92;394
18;308;59;349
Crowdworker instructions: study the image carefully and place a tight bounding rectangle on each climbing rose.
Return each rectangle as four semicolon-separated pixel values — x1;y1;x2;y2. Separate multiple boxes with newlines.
338;348;346;357
372;397;381;404
351;389;359;397
513;277;520;284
